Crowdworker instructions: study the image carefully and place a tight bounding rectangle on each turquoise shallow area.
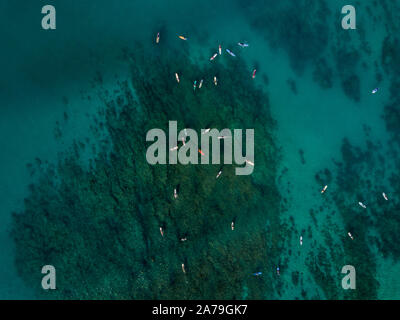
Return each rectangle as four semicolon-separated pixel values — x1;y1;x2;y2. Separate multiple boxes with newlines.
1;0;400;299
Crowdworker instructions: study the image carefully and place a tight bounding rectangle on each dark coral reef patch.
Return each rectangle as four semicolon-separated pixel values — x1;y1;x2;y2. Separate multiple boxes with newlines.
11;43;284;299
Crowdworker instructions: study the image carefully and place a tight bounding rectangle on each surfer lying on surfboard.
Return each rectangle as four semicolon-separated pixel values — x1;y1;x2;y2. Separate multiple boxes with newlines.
226;49;236;57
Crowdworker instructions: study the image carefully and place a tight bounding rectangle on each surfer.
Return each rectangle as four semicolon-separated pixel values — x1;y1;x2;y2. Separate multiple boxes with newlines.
198;149;205;156
321;185;328;194
348;232;354;240
276;267;280;276
231;221;234;230
156;32;160;44
219;44;222;55
372;87;379;94
175;73;180;83
193;80;197;91
202;128;211;134
210;53;218;61
178;35;187;41
238;42;249;48
252;69;257;79
226;49;236;57
160;227;164;237
182;264;186;273
383;192;388;201
216;170;222;179
252;272;262;276
358;202;367;209
300;236;303;246
174;188;178;199
245;159;254;166
214;76;218;86
199;79;203;89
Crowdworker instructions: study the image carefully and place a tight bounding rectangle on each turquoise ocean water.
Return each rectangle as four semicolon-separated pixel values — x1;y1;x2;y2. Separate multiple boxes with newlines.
1;0;400;299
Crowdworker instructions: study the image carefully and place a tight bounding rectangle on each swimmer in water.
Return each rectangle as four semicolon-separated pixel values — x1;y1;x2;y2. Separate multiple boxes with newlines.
182;264;186;273
348;232;354;240
193;80;197;91
238;42;249;48
383;192;388;201
178;35;187;41
160;227;164;237
226;49;236;57
219;44;222;55
276;267;280;276
252;272;262;276
210;53;218;61
372;87;379;94
156;32;160;44
216;170;222;179
252;69;257;79
175;73;180;83
214;76;218;86
199;79;203;89
321;185;328;194
359;202;367;209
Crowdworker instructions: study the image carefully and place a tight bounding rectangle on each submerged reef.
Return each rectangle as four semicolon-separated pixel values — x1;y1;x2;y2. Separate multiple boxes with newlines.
382;36;400;141
311;132;400;299
333;46;361;102
11;43;284;299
